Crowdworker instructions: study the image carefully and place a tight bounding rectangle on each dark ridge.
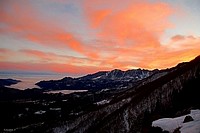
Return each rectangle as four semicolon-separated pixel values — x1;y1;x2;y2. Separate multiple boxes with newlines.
36;68;156;91
0;78;21;87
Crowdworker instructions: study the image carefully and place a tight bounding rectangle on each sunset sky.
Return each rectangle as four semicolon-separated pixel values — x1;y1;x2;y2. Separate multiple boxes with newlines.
0;0;200;76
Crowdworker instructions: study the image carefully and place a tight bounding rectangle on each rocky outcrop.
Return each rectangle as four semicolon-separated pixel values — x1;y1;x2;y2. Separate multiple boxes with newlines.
49;56;200;133
183;115;194;123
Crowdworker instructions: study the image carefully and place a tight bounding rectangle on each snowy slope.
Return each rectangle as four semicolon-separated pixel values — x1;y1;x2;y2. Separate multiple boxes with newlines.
152;109;200;133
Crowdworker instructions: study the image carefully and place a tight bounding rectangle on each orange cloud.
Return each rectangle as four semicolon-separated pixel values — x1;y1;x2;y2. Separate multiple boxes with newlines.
0;61;110;75
0;1;98;59
82;1;200;70
0;0;199;74
20;49;86;64
0;48;16;60
0;48;103;71
20;49;63;63
168;35;200;50
171;35;185;41
82;0;176;66
138;35;200;69
90;10;111;28
0;48;11;53
85;1;173;46
0;48;9;60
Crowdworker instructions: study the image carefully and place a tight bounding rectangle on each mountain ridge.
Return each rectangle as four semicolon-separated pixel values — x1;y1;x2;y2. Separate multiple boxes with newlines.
36;68;158;91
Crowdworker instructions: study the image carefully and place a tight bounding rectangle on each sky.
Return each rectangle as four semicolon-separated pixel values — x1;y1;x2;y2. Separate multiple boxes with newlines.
0;0;200;76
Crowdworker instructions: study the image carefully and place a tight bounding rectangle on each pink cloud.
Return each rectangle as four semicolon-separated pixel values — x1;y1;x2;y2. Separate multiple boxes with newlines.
171;35;185;41
85;1;174;46
0;0;99;59
0;61;110;75
0;0;199;74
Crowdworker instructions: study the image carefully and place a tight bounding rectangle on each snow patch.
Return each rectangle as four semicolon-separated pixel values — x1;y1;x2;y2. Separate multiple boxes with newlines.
95;100;110;105
92;76;102;80
152;109;200;133
50;108;61;111
34;110;46;115
123;109;130;132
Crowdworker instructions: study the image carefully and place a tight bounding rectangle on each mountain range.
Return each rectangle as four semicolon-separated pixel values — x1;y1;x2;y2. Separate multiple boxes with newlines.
36;69;158;91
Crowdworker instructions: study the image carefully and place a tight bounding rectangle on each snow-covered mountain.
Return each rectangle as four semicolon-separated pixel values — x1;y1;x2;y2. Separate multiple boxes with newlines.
80;68;158;80
36;69;158;91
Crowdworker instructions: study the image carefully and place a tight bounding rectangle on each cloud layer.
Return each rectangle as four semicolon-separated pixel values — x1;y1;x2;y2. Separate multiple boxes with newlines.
0;0;200;75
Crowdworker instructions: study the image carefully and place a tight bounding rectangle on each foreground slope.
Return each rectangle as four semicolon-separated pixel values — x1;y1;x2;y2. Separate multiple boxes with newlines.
152;109;200;133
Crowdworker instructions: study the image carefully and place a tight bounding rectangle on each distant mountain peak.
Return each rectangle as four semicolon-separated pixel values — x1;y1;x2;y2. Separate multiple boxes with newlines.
36;68;157;91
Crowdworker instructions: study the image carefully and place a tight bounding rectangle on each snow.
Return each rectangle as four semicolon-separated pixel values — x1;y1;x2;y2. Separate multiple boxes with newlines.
95;100;110;105
100;89;109;92
50;108;61;111
123;109;130;132
62;99;68;102
152;109;200;133
69;111;83;116
34;110;46;115
45;90;88;94
180;120;200;133
18;113;23;118
92;76;102;80
180;110;200;133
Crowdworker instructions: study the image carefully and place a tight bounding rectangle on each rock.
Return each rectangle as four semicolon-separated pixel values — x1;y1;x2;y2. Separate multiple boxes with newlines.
183;115;194;123
149;127;170;133
173;127;181;133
